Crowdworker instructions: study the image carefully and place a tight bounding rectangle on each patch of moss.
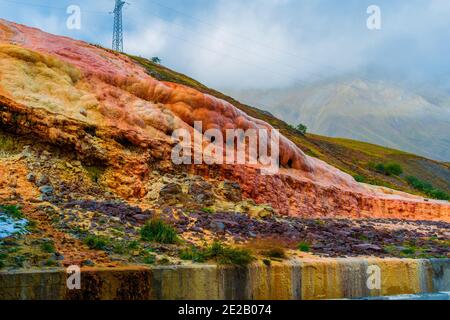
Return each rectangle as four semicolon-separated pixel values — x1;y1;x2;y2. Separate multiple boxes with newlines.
314;219;326;227
84;165;105;183
0;134;20;154
201;207;215;214
358;234;369;242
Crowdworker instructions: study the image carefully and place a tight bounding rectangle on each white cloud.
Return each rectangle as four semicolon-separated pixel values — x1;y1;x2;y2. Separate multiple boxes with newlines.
125;21;168;58
2;0;449;90
123;0;376;89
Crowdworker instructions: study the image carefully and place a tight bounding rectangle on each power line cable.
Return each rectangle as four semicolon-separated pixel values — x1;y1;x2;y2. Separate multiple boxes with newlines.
0;0;314;86
0;0;319;124
0;0;382;95
139;0;383;87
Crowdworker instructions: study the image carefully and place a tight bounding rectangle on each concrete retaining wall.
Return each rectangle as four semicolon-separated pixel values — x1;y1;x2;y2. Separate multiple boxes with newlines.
1;258;449;300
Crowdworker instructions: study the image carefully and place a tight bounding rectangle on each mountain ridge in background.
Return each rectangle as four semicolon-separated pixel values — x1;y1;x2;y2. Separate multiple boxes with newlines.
228;79;450;162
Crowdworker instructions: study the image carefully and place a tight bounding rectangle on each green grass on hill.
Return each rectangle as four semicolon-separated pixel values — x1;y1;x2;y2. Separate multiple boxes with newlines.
127;54;450;199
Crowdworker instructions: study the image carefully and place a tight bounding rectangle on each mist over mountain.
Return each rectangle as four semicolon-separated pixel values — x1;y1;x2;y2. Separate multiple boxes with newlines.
229;79;450;161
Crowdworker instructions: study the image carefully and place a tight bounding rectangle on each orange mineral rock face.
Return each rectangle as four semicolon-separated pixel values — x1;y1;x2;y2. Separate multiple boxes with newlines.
0;19;448;221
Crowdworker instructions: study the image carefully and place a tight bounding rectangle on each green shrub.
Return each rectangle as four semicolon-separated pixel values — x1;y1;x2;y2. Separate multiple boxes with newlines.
181;242;254;266
0;205;24;219
83;235;110;250
372;162;403;176
428;189;450;201
407;176;432;190
297;242;311;252
179;246;206;263
262;247;287;259
384;244;427;258
13;255;25;268
384;245;397;255
0;253;7;269
140;219;179;244
401;247;416;256
373;163;386;174
111;241;126;254
40;241;56;253
201;207;215;214
112;240;141;255
354;175;366;183
406;176;450;201
295;123;308;135
204;241;254;266
143;254;156;265
151;57;161;64
44;259;59;267
385;162;403;176
127;241;140;250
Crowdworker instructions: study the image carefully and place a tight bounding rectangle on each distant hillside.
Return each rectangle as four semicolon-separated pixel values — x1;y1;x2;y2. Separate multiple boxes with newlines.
130;56;450;196
228;79;450;162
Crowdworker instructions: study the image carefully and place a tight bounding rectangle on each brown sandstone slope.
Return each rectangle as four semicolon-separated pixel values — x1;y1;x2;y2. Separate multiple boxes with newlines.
0;19;449;221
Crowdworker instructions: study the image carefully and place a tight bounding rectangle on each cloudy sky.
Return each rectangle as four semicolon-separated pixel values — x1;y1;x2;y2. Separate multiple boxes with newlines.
0;0;449;90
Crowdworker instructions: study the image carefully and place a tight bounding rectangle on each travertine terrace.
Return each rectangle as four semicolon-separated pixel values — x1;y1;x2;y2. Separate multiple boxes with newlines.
0;19;449;221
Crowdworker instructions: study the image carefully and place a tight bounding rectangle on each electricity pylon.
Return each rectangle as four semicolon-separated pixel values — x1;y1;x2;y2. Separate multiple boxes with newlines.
112;0;126;52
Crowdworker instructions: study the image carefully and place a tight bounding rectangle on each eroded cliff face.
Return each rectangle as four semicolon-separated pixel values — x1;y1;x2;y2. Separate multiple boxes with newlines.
0;19;449;221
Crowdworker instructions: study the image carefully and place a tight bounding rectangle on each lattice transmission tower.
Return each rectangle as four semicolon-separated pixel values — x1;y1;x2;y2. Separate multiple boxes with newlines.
112;0;126;52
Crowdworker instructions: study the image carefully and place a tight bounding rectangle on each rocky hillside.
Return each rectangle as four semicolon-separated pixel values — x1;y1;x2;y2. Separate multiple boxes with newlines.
130;57;450;198
0;19;449;270
0;19;449;222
